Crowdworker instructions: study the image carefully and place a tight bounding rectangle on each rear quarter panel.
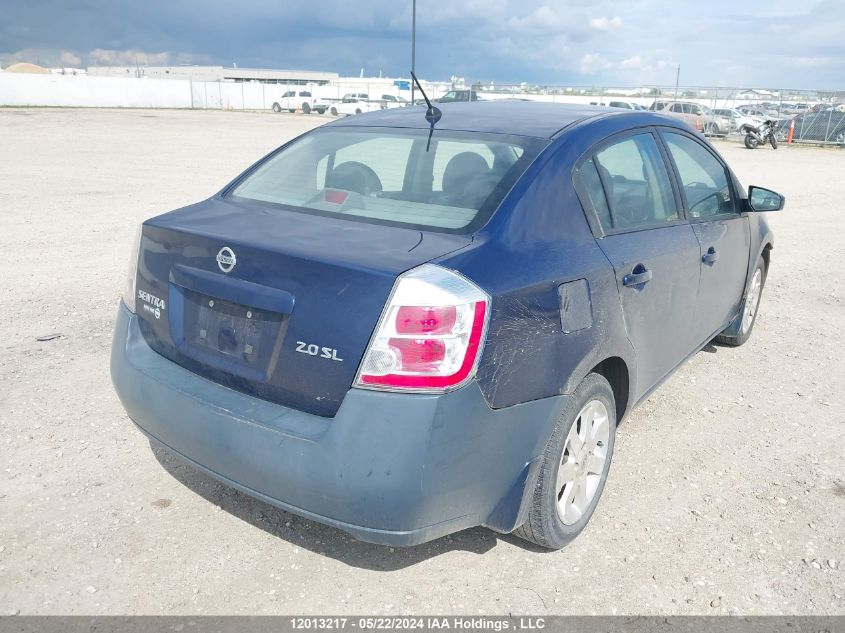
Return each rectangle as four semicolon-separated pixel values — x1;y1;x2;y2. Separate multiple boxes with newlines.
437;115;650;413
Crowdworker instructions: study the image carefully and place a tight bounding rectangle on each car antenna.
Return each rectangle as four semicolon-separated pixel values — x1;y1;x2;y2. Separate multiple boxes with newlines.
411;71;441;151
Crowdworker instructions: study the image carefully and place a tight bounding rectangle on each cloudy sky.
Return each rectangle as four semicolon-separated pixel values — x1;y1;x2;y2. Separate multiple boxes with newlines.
1;0;843;88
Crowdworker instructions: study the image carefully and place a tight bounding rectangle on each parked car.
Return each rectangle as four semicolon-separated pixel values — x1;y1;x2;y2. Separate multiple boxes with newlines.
329;96;383;117
607;100;646;110
112;102;782;549
713;108;764;133
736;104;778;118
380;95;408;108
650;100;731;136
782;109;845;145
437;89;481;103
271;90;327;115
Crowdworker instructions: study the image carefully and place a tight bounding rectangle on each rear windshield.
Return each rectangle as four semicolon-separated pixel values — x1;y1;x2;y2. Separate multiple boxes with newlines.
228;127;546;233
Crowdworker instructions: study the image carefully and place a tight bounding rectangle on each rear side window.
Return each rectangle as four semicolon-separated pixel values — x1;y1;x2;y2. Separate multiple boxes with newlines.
663;133;734;218
574;158;612;230
229;128;544;233
591;133;678;231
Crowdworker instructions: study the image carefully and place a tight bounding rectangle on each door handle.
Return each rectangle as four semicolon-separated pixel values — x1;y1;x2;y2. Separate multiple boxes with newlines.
702;247;719;266
623;264;652;288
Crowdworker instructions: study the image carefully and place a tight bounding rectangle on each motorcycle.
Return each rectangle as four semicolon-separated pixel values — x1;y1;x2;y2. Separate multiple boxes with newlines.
741;119;779;149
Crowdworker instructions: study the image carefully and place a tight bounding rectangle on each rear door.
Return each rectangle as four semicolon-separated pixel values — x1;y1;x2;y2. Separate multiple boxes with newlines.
659;130;750;344
576;130;700;395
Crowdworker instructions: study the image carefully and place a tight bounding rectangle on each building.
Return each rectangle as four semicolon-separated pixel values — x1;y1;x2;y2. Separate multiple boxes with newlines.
86;65;338;85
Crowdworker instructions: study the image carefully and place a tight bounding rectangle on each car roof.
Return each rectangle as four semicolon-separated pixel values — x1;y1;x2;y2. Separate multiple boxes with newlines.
325;101;631;139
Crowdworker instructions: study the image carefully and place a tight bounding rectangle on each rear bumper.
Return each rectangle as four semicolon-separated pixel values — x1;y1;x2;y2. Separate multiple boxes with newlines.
110;303;569;546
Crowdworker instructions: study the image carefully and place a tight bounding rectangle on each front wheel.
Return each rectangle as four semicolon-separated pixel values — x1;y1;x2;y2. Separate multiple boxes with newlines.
329;106;338;116
744;134;759;149
302;102;312;114
716;257;766;347
770;134;778;149
513;373;616;550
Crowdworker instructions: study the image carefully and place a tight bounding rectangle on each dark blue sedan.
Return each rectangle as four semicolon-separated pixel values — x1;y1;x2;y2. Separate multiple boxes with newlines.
111;102;784;549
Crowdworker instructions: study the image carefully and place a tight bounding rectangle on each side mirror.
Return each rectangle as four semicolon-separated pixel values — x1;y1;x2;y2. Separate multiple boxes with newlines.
746;186;785;212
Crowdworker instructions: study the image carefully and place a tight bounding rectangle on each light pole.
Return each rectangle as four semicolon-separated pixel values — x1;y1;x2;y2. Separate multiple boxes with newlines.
411;0;416;104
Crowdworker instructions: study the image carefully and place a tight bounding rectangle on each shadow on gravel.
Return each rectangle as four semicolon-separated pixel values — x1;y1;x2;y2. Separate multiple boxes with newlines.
151;442;508;570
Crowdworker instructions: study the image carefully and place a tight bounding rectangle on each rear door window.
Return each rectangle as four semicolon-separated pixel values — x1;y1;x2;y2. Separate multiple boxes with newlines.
663;132;734;218
589;133;679;232
574;158;612;230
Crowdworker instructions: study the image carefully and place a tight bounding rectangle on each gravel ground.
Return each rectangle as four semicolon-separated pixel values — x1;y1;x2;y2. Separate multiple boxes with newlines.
0;108;843;616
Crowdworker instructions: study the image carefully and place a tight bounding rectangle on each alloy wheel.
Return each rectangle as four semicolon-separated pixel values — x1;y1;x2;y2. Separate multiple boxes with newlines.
556;399;610;525
742;268;763;334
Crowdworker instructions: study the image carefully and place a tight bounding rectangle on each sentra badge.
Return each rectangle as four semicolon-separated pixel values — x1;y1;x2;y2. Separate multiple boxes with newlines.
138;289;166;319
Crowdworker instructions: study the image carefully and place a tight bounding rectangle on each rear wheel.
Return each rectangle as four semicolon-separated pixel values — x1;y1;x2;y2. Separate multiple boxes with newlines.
330;106;338;116
513;373;616;550
355;108;362;115
271;102;281;113
705;122;717;136
288;108;296;114
744;134;759;149
716;256;766;347
770;134;778;149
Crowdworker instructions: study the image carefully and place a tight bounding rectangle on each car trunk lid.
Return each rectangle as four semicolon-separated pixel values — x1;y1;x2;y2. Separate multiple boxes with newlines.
133;198;471;417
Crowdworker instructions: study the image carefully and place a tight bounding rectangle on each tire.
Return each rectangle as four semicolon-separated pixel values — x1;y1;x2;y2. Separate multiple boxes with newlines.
513;373;617;550
770;134;778;149
288;108;296;114
271;102;281;113
330;107;338;116
302;102;311;115
704;123;717;137
835;132;845;147
355;108;362;115
315;107;326;115
744;134;759;149
716;256;766;347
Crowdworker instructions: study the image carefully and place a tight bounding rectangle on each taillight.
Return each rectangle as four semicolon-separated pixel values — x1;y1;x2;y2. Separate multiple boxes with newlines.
356;264;489;392
121;224;142;313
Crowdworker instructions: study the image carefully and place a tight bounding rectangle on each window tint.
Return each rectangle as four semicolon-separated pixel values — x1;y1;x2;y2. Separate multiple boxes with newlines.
432;141;494;191
230;129;542;233
663;133;734;218
592;133;678;231
333;137;413;192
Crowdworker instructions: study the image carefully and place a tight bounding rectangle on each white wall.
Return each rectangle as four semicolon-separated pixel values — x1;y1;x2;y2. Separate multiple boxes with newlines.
0;72;192;108
0;71;782;111
0;73;446;109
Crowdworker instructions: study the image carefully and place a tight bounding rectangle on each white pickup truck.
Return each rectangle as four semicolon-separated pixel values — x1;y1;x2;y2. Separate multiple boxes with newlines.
271;90;329;115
